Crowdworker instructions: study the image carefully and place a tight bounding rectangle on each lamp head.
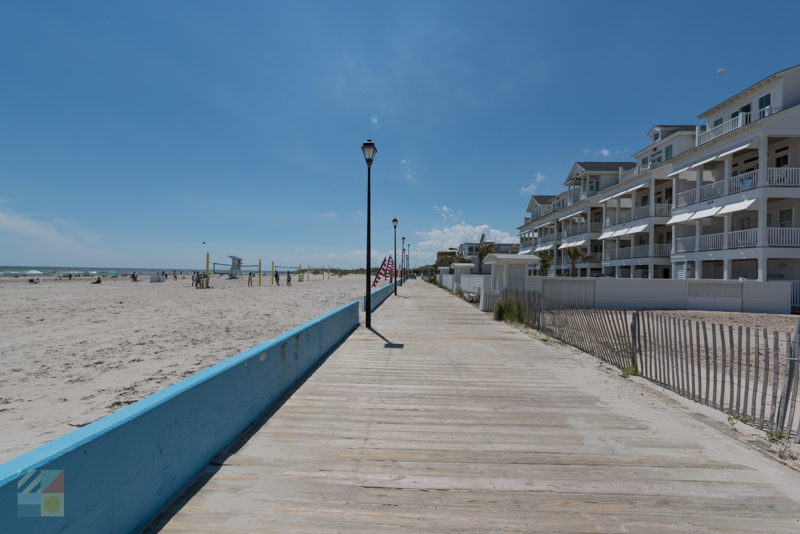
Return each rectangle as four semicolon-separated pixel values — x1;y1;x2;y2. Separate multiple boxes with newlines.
392;217;398;227
361;139;377;167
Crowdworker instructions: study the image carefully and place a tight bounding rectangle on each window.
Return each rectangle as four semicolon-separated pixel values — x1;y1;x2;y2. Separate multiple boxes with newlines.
759;94;771;109
641;157;649;166
641;195;649;206
652;131;660;142
665;145;673;159
779;209;793;229
775;154;789;167
713;117;724;127
740;217;752;230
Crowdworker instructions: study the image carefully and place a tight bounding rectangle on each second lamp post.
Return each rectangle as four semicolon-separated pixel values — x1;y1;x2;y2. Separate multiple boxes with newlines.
392;218;398;295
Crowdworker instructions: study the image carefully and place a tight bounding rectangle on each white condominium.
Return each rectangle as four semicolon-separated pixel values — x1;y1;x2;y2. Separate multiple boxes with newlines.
518;65;800;282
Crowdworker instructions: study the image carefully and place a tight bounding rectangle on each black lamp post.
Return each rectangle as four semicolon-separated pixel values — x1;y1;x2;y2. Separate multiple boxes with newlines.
392;218;398;295
407;243;411;277
401;236;405;286
362;139;377;328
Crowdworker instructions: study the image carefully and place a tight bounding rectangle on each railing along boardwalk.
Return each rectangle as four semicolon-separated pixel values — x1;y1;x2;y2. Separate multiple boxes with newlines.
148;281;800;533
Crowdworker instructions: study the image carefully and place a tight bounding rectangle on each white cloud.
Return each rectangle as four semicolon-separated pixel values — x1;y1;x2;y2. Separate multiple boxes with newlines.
598;148;611;157
323;212;336;218
521;172;546;195
0;208;100;249
415;223;515;255
583;148;629;158
433;204;461;221
582;148;591;154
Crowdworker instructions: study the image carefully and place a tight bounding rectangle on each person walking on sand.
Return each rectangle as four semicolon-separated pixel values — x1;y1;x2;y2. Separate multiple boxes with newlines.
286;271;292;287
173;270;177;281
274;271;280;286
247;272;254;287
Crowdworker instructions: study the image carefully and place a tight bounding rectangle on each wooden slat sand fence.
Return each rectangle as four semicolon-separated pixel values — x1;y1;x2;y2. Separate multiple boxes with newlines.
502;288;800;441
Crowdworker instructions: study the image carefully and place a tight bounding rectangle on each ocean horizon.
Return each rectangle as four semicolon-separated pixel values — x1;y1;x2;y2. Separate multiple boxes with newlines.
0;265;203;278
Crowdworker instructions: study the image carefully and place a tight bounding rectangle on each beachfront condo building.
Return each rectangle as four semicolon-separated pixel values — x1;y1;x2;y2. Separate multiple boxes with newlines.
518;64;800;286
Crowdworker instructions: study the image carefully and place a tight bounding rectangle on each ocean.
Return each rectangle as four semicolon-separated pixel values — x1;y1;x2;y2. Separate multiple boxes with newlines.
0;266;198;278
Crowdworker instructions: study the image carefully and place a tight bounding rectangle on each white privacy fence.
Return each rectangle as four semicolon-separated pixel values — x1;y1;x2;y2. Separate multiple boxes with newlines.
460;274;488;295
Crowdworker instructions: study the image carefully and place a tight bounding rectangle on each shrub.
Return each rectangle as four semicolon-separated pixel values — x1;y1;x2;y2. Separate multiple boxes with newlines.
494;298;524;324
620;365;640;378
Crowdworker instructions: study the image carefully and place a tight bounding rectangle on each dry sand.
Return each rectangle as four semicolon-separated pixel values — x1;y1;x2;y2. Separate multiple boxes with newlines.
0;274;373;463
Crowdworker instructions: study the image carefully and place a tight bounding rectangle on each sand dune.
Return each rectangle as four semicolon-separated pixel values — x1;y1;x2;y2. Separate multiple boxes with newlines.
0;273;372;462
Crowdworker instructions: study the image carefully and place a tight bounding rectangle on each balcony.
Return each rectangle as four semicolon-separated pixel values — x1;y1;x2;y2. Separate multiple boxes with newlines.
632;205;649;220
678;167;800;208
696;106;782;147
562;222;602;238
632;244;649;258
676;189;697;208
653;243;671;257
697;233;724;251
768;228;800;247
654;203;672;217
729;228;757;248
675;236;696;253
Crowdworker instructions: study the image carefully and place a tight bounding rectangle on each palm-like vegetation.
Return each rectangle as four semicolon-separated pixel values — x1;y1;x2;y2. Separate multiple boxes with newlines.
536;251;553;276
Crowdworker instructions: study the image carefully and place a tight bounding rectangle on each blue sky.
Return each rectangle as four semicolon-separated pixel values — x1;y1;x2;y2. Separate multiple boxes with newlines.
1;1;799;268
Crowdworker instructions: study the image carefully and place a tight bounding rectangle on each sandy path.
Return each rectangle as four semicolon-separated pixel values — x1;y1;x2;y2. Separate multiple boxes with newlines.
0;274;373;462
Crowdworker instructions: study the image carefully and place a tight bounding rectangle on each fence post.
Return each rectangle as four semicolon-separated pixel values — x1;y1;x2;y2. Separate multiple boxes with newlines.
630;311;640;370
777;319;800;432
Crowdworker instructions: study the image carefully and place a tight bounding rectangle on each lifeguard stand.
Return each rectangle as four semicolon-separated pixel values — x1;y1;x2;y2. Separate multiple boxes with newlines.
228;256;243;279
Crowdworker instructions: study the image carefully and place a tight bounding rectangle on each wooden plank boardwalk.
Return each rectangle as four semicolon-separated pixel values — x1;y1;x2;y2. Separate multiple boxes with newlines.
148;281;800;533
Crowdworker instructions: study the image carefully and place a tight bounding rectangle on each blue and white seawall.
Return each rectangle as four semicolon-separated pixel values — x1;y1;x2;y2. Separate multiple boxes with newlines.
0;299;359;534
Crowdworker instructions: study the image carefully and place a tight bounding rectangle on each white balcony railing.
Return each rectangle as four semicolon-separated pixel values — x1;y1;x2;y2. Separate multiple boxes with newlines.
654;203;672;217
617;247;632;259
768;228;800;247
632;205;650;221
676;189;696;208
766;167;800;187
618;211;632;224
698;232;724;251
632;244;649;258
758;105;782;119
604;249;617;260
675;236;696;253
697;114;748;146
729;228;757;248
699;181;724;201
728;169;760;193
653;244;672;257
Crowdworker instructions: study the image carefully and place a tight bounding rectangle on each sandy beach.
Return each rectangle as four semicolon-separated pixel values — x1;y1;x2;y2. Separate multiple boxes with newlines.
0;273;374;463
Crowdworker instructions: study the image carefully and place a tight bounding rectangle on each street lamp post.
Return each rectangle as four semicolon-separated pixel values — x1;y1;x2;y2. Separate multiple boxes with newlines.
401;236;405;286
407;244;411;278
392;218;398;295
361;139;377;328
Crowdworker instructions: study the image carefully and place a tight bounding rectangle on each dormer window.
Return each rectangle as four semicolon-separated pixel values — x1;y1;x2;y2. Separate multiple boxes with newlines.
665;145;673;159
641;156;649;166
652;131;660;142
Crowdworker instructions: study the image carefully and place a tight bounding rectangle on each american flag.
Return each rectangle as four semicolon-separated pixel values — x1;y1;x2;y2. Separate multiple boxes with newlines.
372;256;387;288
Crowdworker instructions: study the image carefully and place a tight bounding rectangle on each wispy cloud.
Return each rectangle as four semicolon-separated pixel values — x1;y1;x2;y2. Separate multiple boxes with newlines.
0;208;100;248
400;159;414;181
323;212;336;218
433;204;461;221
582;148;630;158
520;172;546;195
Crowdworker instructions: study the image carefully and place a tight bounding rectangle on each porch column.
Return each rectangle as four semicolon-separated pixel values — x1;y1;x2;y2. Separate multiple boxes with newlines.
648;224;655;258
671;262;678;280
695;168;702;198
648;262;654;279
723;213;731;249
649;177;656;217
757;132;768;184
723;156;732;195
757;251;767;282
695;220;701;252
723;258;731;280
757;196;768;246
695;260;702;280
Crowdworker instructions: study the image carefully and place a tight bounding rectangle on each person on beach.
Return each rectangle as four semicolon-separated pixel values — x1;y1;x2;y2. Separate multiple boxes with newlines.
286;272;292;286
91;277;101;284
173;270;177;281
247;272;254;287
130;271;138;282
274;271;280;286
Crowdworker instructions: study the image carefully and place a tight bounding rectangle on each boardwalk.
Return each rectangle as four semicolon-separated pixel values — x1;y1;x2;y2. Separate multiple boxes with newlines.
148;281;800;533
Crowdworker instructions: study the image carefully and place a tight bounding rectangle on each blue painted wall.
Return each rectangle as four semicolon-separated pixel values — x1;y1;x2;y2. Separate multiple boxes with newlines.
0;299;359;534
363;281;396;312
